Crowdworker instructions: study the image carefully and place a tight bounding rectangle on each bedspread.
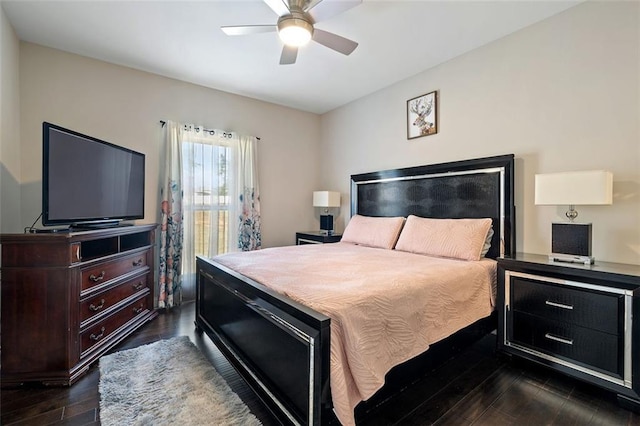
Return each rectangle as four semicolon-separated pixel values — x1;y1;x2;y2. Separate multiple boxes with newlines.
214;242;497;426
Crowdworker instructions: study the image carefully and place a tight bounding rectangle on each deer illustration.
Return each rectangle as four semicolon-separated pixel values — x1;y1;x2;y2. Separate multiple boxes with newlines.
409;96;434;135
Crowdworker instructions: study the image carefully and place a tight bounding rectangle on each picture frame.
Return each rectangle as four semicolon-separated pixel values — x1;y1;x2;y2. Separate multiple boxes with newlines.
407;90;438;139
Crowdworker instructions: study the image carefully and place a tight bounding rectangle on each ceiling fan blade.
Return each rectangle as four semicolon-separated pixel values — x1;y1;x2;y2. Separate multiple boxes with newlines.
221;25;277;36
306;0;361;23
302;0;323;13
312;28;358;55
280;45;298;65
263;0;290;17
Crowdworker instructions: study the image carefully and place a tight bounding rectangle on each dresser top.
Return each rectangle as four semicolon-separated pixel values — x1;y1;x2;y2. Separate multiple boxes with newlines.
1;223;158;244
499;252;640;282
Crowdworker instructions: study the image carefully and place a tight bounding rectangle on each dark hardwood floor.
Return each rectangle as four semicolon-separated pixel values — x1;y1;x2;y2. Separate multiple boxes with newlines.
3;302;639;425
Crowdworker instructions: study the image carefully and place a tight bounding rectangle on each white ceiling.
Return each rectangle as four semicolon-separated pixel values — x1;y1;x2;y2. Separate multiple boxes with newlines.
3;0;581;114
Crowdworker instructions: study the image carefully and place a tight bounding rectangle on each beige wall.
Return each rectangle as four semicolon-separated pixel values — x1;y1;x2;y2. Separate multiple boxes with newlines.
0;5;21;232
5;1;640;264
320;1;640;265
17;43;321;247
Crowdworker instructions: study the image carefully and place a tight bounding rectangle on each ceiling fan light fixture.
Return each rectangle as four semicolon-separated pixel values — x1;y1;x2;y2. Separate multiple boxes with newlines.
277;16;313;47
221;0;361;64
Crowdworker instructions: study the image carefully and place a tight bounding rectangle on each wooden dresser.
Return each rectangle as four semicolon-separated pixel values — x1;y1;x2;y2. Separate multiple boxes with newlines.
1;224;157;386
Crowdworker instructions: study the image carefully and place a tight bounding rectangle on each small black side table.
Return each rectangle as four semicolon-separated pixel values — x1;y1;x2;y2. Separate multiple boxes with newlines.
295;231;342;245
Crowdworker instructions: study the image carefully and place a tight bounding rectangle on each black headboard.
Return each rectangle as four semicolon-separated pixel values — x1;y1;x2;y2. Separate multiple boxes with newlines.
350;154;515;259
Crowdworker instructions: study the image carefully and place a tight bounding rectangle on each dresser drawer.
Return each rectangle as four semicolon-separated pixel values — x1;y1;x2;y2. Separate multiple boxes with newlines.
512;311;621;377
81;251;148;292
511;276;622;335
80;296;148;356
80;273;149;324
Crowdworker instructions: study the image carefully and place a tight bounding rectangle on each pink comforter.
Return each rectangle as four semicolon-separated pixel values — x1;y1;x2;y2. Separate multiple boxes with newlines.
214;242;497;425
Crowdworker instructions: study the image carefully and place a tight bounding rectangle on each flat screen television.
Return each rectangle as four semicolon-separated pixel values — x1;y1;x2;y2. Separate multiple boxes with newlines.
42;122;145;228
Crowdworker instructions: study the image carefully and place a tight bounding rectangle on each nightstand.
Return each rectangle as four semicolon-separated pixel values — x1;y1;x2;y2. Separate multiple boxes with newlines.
497;253;640;411
296;231;342;245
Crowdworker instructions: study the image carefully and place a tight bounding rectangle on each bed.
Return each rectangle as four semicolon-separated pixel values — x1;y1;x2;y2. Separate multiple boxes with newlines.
195;154;515;425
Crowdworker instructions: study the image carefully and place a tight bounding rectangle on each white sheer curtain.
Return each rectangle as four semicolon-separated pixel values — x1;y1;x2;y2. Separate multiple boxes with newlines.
179;125;261;301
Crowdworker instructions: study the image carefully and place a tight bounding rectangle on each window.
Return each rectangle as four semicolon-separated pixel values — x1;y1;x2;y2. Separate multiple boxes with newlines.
180;130;239;301
159;120;260;307
183;141;231;257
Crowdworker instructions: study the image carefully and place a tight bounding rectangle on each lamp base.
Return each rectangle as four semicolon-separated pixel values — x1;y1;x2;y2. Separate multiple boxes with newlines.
549;223;594;265
551;222;593;261
320;214;334;234
548;253;594;266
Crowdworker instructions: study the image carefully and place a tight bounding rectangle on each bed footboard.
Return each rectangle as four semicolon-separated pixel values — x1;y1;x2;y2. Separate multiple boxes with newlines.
195;256;331;425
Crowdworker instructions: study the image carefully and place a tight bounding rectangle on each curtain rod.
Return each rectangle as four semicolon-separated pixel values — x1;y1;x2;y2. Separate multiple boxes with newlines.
159;120;260;140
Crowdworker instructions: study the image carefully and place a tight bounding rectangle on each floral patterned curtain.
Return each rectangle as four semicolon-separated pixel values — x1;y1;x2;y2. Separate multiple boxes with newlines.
160;123;260;306
158;121;183;309
237;135;261;251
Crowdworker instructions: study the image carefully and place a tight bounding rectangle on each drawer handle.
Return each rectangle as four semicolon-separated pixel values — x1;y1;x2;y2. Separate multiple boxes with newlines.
90;327;106;341
133;305;144;314
544;333;574;346
132;282;145;291
545;300;574;310
132;259;143;267
89;299;105;312
89;271;106;283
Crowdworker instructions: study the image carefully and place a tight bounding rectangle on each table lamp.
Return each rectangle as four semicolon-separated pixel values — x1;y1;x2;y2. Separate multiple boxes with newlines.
313;191;340;234
535;170;613;265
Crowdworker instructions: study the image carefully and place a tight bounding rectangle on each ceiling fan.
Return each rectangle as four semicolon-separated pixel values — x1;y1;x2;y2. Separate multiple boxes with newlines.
221;0;362;65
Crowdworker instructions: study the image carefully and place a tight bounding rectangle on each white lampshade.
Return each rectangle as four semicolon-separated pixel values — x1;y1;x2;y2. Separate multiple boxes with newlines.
313;191;341;208
535;170;613;206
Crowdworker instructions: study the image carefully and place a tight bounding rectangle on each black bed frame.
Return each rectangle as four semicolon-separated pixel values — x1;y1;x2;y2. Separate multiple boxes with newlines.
195;154;515;425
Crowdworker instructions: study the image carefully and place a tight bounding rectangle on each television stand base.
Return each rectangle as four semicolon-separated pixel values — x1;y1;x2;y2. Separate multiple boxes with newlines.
31;227;70;234
71;221;131;230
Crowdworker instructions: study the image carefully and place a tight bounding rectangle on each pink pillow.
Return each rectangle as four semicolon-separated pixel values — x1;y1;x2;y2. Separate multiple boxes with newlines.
341;215;405;250
395;215;493;261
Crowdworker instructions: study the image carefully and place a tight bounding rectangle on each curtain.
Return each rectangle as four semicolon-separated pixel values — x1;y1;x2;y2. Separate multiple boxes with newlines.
178;125;261;301
237;135;261;251
158;121;183;309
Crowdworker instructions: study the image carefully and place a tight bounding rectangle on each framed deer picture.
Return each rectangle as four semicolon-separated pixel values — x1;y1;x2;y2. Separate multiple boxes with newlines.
407;90;438;139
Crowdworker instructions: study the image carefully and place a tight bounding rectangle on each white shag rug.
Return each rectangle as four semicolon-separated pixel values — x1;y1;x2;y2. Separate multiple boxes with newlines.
99;336;262;426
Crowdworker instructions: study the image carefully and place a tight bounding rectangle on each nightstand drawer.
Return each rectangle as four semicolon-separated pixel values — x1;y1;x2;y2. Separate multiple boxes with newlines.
512;312;621;377
511;276;622;335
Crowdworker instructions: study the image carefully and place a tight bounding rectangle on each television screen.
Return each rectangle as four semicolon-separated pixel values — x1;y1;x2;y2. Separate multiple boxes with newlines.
43;122;145;227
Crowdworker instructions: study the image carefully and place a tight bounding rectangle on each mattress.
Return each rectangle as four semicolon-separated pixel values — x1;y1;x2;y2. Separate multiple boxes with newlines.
214;242;497;425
